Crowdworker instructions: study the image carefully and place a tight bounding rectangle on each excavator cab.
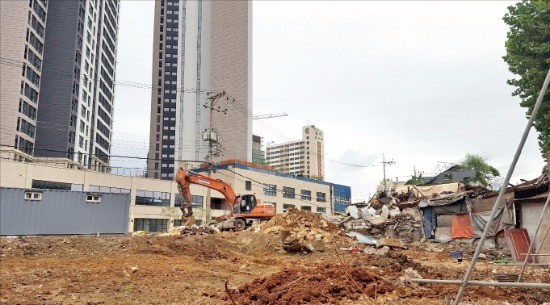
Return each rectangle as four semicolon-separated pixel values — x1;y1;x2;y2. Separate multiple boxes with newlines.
233;194;257;215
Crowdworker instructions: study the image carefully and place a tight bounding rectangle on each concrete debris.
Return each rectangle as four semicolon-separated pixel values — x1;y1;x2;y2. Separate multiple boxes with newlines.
340;210;423;243
168;225;219;236
346;232;377;245
378;238;407;249
404;267;422;279
363;246;390;255
261;208;342;253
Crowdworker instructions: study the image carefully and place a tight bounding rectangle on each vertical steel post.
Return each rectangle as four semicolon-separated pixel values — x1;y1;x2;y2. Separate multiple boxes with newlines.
453;68;550;305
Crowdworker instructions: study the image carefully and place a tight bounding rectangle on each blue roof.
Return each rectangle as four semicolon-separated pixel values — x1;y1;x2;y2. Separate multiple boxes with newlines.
195;163;339;187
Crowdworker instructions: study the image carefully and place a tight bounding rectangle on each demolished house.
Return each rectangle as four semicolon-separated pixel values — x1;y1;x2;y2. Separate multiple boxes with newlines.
343;171;549;262
511;172;549;263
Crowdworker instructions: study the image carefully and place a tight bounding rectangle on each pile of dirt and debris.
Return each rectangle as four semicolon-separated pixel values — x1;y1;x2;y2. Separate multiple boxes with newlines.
342;209;423;242
167;224;220;236
227;264;394;305
258;208;343;253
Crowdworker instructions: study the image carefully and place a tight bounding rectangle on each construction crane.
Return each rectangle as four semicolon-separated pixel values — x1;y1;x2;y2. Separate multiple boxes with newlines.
252;112;288;120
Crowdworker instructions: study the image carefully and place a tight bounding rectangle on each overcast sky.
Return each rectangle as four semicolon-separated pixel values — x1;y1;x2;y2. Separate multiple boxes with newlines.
112;1;546;201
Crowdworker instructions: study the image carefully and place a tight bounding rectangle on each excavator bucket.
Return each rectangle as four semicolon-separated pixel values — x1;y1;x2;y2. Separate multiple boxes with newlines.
181;215;196;226
176;168;194;217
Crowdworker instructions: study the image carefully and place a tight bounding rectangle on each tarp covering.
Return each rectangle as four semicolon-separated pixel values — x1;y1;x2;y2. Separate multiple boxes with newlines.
418;192;472;208
395;182;462;198
419;195;474;239
470;203;515;238
431;201;470;215
422;207;436;239
451;214;474;239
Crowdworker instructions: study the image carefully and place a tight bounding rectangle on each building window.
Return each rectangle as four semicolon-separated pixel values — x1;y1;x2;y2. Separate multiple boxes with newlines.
174;194;203;207
300;190;311;201
24;191;42;201
316;192;326;202
86;194;102;203
88;185;130;194
316;207;327;214
133;218;167;233
135;190;170;206
283;187;295;199
283;204;295;212
210;198;225;210
245;181;252;191
301;206;311;211
263;184;276;197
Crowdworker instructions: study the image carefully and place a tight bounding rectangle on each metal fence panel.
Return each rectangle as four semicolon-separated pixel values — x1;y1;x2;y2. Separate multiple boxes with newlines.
0;188;130;235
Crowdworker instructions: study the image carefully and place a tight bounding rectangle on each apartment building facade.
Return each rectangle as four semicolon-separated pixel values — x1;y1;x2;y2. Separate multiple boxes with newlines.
34;0;120;172
147;0;252;180
0;0;119;172
266;125;325;180
0;0;48;161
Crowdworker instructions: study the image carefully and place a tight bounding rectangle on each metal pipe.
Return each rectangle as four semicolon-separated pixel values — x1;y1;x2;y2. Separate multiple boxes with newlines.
453;67;550;305
518;191;550;282
408;278;550;289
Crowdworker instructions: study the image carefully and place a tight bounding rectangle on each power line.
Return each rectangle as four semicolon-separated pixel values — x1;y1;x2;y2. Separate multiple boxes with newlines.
0;56;219;94
0;143;200;164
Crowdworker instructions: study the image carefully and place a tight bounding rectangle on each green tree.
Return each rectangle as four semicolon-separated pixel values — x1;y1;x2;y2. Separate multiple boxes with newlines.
459;154;501;187
405;174;424;185
502;1;550;158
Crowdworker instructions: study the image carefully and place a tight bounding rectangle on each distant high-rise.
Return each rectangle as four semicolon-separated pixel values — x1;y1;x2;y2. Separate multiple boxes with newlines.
0;0;48;161
147;0;252;180
252;135;266;165
266;125;325;180
34;0;120;172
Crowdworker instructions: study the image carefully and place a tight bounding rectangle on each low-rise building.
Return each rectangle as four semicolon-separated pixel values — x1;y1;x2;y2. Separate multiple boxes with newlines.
0;158;351;234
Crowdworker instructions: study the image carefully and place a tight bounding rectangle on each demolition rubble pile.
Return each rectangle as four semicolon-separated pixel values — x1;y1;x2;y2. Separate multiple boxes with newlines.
259;208;343;253
342;194;423;242
167;224;219;236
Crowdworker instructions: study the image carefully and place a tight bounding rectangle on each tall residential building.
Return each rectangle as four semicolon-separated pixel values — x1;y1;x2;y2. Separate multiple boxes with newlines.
34;0;120;172
0;0;48;161
266;125;325;180
147;0;252;180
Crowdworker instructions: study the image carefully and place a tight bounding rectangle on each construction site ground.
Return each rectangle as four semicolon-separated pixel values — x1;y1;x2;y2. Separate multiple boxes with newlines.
1;230;549;305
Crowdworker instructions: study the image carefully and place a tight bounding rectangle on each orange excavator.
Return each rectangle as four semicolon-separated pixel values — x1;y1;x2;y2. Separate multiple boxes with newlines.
175;167;276;230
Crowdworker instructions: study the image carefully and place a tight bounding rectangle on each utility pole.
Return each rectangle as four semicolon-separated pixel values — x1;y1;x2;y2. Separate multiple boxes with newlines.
202;91;226;223
381;153;395;193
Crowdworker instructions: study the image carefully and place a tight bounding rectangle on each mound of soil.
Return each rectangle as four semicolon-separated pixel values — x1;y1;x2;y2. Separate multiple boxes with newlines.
228;264;394;305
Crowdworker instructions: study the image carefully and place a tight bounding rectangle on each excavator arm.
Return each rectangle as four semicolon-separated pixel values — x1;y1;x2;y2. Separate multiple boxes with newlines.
176;167;238;217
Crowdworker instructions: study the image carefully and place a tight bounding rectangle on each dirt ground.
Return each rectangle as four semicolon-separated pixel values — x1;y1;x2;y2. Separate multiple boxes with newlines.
1;229;549;305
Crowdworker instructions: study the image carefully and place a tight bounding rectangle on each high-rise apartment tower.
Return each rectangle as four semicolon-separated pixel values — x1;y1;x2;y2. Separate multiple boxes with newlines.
147;0;252;180
35;0;120;171
0;0;120;171
0;0;48;161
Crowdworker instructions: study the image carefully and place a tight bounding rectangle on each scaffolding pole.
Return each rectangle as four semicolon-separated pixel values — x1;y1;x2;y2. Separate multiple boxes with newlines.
407;278;550;289
518;191;550;282
453;67;550;305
